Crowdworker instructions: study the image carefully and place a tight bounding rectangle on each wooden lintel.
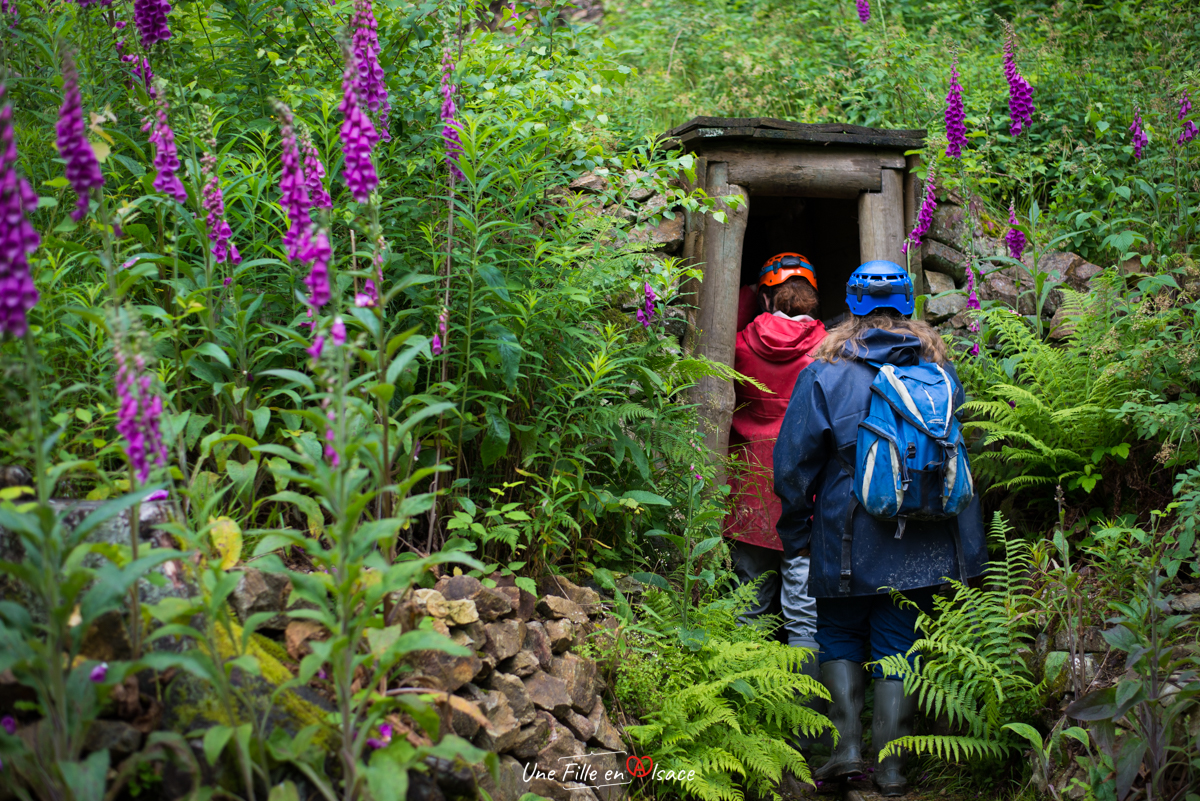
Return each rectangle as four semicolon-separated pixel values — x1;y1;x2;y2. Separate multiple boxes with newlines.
684;144;887;198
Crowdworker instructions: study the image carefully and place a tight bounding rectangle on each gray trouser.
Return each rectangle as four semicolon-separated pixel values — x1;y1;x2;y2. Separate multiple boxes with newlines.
730;540;819;651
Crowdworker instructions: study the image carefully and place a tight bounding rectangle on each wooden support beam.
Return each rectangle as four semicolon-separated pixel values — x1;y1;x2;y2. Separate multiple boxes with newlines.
679;157;707;353
679;144;899;198
904;154;925;297
693;162;748;463
857;168;906;270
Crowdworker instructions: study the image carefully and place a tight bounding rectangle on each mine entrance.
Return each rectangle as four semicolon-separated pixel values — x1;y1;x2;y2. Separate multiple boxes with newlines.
738;195;861;323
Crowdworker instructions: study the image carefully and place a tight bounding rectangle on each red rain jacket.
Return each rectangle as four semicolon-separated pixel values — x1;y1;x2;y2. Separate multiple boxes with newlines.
724;308;826;550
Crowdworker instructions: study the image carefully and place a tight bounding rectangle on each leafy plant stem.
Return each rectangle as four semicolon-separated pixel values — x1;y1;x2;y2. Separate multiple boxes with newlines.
24;331;46;504
128;464;142;659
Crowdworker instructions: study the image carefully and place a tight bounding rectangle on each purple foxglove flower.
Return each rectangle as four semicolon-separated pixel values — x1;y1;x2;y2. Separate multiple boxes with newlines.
133;0;172;48
307;335;325;362
339;55;380;202
74;0;114;6
201;152;241;266
1003;28;1035;137
142;96;187;204
331;316;346;346
1130;112;1148;160
115;343;167;484
132;57;156;98
301;229;332;309
379;723;393;742
1004;204;1026;261
856;0;869;23
89;662;108;682
969;342;980;356
351;0;390;138
324;408;339;467
355;291;376;308
640;282;657;328
0;715;14;735
366;737;385;750
965;267;980;313
146;489;169;501
56;53;105;222
431;334;442;355
0;86;41;339
275;103;312;262
1177;92;1196;144
944;61;967;158
440;52;465;181
300;133;332;211
223;277;232;287
903;175;936;253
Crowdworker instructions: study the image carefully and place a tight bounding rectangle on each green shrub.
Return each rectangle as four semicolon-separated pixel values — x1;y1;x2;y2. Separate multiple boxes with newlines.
618;579;830;801
874;515;1045;781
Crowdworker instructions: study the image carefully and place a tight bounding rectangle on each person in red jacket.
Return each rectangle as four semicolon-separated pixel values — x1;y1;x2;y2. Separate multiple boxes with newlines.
725;253;826;658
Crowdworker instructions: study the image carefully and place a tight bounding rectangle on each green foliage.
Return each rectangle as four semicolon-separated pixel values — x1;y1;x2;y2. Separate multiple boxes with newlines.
959;301;1132;498
1066;563;1200;800
617;578;830;801
874;514;1045;774
0;487;182;798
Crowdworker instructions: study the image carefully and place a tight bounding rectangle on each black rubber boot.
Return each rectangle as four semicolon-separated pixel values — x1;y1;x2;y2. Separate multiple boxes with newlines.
812;660;865;782
873;679;918;796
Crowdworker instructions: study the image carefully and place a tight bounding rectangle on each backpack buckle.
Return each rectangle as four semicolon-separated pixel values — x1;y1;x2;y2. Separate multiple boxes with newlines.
906;443;917;460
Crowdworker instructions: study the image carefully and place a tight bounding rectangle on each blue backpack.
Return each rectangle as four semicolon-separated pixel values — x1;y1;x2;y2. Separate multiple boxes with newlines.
852;360;975;535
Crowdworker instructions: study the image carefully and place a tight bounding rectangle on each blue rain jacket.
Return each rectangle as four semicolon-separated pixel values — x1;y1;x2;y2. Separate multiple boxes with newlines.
773;329;986;598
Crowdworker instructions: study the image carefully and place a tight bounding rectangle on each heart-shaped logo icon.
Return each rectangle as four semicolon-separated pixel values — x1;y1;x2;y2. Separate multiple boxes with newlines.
626;755;653;778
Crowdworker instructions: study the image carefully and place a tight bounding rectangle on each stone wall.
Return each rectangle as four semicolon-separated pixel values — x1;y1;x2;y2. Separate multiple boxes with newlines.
393;573;628;801
917;199;1105;335
565;170;689;350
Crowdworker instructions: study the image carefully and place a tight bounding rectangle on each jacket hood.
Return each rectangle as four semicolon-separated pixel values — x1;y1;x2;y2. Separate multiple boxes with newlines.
742;313;826;362
840;329;924;366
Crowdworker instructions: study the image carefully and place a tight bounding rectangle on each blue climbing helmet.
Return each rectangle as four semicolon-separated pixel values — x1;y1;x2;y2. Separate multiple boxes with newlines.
845;260;914;317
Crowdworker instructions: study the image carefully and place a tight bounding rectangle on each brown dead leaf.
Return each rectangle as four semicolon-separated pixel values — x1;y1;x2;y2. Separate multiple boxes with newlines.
285;620;329;661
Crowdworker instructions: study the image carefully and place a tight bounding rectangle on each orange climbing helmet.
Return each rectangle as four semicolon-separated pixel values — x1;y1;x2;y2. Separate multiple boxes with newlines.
758;252;818;290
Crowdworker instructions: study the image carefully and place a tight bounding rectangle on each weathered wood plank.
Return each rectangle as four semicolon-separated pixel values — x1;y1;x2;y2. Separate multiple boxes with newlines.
667;116;926;144
904;154;925;297
692;163;747;462
679;157;707;353
682;144;885;198
857;168;906;270
672;127;926;150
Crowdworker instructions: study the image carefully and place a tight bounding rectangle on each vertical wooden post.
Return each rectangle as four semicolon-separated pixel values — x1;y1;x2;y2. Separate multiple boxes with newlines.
903;154;926;298
679;157;707;355
693;162;748;464
857;168;906;269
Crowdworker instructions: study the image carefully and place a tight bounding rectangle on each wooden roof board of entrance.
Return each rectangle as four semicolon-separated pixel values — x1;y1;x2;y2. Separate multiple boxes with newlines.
666;116;926;150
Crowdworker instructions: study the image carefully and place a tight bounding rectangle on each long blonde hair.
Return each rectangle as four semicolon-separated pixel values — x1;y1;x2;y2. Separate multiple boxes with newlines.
813;311;949;365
